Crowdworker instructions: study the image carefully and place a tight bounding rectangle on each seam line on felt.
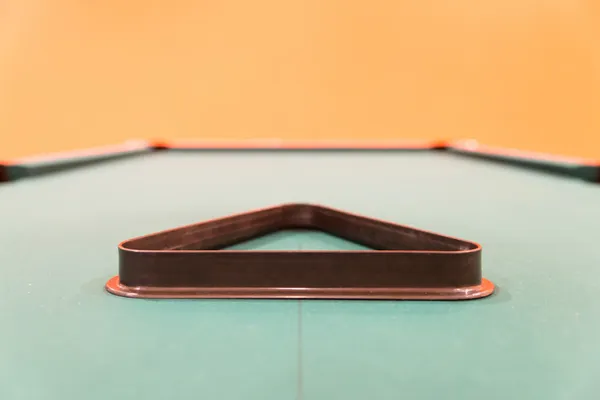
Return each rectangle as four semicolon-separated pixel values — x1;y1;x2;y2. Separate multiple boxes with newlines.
297;300;303;400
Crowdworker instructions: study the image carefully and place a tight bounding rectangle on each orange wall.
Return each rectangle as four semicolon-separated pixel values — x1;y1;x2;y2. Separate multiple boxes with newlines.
1;0;599;159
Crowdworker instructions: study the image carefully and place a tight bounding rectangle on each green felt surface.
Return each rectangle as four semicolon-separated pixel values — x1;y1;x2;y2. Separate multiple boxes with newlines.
226;230;370;251
1;150;600;400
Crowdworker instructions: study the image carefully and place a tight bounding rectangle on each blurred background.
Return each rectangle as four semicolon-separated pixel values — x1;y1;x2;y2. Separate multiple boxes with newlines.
1;0;599;159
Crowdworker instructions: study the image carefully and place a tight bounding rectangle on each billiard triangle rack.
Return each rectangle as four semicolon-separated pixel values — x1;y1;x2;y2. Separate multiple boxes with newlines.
5;139;598;300
105;203;495;301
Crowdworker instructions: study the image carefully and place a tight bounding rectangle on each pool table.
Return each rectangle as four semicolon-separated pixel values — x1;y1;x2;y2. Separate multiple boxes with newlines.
1;139;599;400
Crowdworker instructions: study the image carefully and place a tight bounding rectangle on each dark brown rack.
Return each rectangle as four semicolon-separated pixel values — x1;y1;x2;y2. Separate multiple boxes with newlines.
105;203;494;300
